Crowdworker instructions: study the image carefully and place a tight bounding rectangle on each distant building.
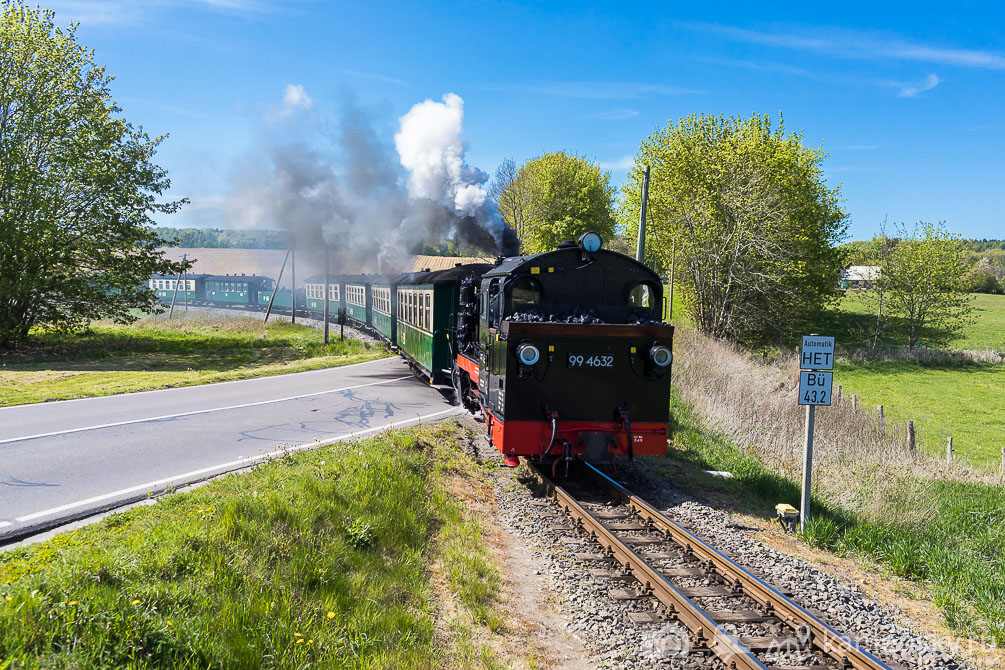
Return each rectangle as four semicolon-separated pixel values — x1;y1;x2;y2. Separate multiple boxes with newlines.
840;265;881;289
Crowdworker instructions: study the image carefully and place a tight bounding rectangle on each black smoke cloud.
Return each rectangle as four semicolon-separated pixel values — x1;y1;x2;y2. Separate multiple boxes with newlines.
234;92;519;273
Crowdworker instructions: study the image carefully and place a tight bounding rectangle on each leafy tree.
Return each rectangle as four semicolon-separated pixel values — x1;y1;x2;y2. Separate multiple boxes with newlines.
499;152;616;254
619;113;847;345
875;222;974;347
0;2;187;348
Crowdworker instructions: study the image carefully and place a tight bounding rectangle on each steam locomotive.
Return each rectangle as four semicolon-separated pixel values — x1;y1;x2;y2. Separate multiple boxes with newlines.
151;233;675;466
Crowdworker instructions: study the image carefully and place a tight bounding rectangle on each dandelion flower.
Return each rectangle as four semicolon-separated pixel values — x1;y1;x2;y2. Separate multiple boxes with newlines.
294;633;302;637
296;639;304;644
3;596;11;603
68;601;77;606
327;611;335;619
131;599;141;605
308;639;314;644
166;621;173;627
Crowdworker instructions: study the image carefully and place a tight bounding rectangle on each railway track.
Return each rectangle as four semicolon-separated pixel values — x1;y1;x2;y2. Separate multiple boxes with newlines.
529;461;903;670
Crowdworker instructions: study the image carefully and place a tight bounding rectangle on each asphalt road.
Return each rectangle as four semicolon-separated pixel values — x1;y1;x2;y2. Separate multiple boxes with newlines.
0;357;462;543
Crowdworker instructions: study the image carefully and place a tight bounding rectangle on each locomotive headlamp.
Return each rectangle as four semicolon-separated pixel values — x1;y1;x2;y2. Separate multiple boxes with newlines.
517;343;541;366
578;231;603;253
650;345;672;367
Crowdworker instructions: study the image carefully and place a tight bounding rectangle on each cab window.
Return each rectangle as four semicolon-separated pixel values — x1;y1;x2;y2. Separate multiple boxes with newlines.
627;280;660;311
509;276;542;310
487;279;501;328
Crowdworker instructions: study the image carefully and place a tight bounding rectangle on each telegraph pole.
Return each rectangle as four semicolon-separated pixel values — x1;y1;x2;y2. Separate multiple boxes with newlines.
290;249;296;324
323;247;330;346
168;254;187;319
636;165;650;263
264;248;291;323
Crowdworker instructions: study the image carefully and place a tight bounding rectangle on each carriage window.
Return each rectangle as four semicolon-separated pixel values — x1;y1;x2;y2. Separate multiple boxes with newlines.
424;293;431;330
627;281;660;311
510;277;542;308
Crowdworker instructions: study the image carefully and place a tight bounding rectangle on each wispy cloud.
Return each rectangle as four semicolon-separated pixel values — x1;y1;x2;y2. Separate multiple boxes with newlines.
696;56;814;78
891;73;940;98
45;0;281;26
686;22;1005;70
583;108;640;120
598;155;635;170
121;96;246;122
703;54;942;99
340;70;408;87
522;81;701;99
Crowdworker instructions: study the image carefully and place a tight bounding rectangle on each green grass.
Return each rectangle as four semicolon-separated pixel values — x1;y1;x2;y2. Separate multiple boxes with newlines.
0;314;388;406
830;291;1005;350
0;422;503;669
656;389;1005;645
816;291;1005;465
835;360;1005;466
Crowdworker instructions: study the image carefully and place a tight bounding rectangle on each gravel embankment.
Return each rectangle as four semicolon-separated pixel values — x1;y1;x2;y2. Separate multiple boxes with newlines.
463;430;969;670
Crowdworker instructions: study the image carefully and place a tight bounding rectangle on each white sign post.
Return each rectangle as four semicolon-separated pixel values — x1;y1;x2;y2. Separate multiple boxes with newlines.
798;335;834;532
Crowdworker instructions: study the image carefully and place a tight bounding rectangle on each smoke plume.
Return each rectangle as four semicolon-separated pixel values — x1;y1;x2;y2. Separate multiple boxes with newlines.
234;91;519;273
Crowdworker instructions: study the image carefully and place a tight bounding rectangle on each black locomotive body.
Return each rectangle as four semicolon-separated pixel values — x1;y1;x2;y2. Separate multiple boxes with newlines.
451;235;675;466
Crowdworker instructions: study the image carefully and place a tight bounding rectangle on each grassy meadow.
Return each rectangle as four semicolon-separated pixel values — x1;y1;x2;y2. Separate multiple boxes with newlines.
831;291;1005;350
824;292;1005;466
0;422;506;669
0;314;388;406
835;361;1005;467
667;327;1005;646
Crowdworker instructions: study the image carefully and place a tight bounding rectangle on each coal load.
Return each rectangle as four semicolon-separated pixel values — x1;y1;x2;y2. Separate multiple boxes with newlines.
505;307;663;326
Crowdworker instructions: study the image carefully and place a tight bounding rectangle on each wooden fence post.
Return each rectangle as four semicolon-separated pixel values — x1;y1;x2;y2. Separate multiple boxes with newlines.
837;385;843;403
852;394;858;415
946;437;953;464
877;405;885;437
906;420;915;456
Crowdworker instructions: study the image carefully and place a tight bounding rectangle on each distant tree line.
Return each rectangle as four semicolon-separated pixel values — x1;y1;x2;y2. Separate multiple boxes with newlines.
154;227;289;249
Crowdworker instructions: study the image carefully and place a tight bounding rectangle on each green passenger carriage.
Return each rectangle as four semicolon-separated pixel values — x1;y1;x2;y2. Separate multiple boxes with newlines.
396;265;492;384
303;276;342;316
342;276;371;325
205;275;272;307
369;281;397;344
149;274;208;303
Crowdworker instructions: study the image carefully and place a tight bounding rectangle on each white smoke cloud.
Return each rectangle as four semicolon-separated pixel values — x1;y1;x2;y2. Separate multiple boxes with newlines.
395;93;489;217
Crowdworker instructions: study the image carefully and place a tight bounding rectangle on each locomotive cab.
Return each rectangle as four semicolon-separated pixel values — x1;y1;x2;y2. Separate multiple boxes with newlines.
459;234;674;466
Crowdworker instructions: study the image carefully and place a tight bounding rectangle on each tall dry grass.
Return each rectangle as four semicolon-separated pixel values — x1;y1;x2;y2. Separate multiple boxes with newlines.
670;327;1002;527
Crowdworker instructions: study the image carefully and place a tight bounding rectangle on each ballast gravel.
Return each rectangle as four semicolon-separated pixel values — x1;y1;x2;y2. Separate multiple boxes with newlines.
464;435;971;670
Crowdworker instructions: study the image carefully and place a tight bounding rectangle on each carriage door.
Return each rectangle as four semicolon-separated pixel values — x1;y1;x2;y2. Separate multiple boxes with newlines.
478;279;499;405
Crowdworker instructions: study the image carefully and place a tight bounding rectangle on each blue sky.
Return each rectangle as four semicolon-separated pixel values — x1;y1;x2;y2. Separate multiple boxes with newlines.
45;0;1005;240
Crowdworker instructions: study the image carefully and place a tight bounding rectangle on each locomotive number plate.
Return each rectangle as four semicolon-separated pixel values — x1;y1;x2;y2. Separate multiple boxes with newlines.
568;353;614;368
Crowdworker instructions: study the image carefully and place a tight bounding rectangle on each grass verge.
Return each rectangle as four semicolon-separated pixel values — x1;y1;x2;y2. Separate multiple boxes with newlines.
657;387;1005;647
0;314;388;406
0;422;502;669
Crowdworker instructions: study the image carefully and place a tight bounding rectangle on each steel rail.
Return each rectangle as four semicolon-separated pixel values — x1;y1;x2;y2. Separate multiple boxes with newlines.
530;462;769;670
582;462;895;670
